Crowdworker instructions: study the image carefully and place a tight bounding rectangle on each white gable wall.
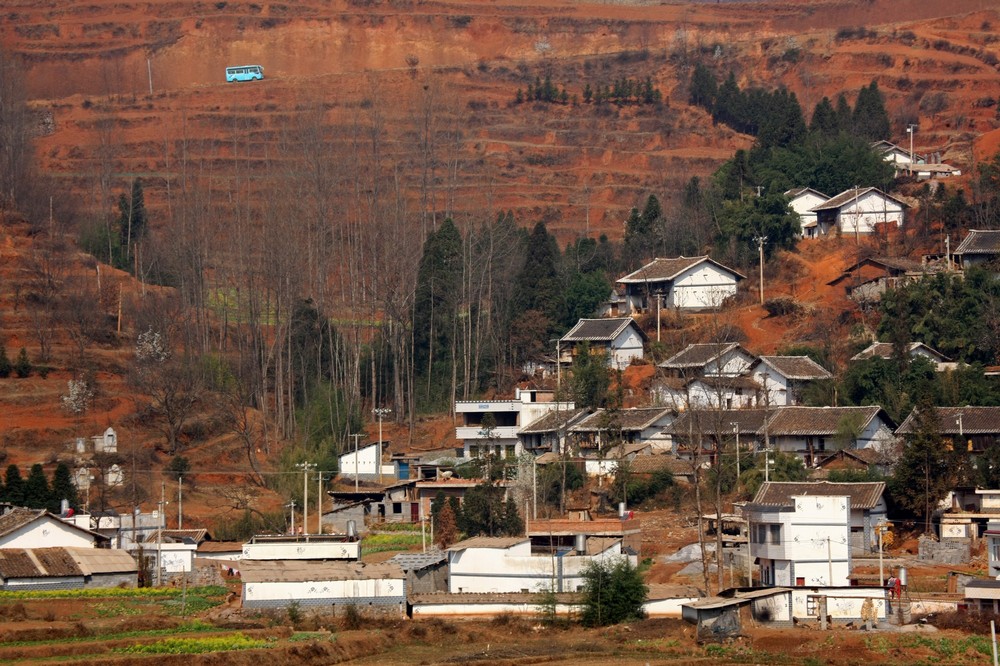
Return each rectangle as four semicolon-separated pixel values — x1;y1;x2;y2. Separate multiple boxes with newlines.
836;192;904;235
754;367;791;406
668;264;739;310
339;444;380;477
610;326;644;369
0;517;97;549
789;191;827;237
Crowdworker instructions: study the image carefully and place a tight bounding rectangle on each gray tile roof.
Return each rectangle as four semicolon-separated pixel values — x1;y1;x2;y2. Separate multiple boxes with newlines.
850;342;949;362
763;406;888;436
0;508;46;538
810;187;908;212
520;408;587;434
618;256;746;283
955;230;1000;255
659;343;743;369
389;550;447;572
896;406;1000;435
0;548;83;579
628;455;696;475
751;481;886;509
758;356;833;380
663;409;770;436
571;407;673;432
561;318;643;343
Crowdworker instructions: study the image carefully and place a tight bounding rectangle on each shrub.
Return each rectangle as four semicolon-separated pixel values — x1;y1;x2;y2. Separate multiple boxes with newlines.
579;559;647;626
763;297;801;317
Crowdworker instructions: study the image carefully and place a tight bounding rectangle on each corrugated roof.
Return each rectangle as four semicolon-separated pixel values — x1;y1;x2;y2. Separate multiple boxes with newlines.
810;187;908;212
764;406;886;436
66;547;138;575
238;560;404;583
389;550;447;571
197;541;245;554
571;407;672;432
751;481;886;509
757;356;832;380
560;318;644;343
659;343;742;369
955;229;1000;255
0;548;82;579
447;536;529;552
520;408;588;434
896;406;1000;435
585;537;622;555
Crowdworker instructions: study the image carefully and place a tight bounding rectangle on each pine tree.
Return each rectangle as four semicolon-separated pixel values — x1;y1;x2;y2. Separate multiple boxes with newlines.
809;96;840;138
583;83;593;103
889;399;950;533
24;464;50;509
50;462;78;512
835;93;853;134
852;81;891;141
3;465;24;505
0;343;11;378
13;347;30;378
689;63;717;109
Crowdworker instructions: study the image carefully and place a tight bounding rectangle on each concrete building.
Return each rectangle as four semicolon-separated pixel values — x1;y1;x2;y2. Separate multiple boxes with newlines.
617;256;745;312
785;187;829;239
0;508;110;550
455;388;574;459
239;560;406;612
0;547;136;591
811;187;906;236
559;318;646;370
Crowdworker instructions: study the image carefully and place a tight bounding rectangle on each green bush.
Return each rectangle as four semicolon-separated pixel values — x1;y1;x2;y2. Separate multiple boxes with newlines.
579;559;647;626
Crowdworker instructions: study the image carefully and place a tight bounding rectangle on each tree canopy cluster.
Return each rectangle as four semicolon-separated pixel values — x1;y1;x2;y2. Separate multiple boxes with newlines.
515;75;662;106
1;463;78;513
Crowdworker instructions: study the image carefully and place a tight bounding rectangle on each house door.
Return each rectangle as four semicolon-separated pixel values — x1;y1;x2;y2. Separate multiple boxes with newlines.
411;503;420;523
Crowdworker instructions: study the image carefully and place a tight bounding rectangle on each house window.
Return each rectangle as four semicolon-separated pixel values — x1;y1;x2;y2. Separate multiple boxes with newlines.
806;594;818;613
769;524;781;545
991;539;1000;564
817;438;826;452
392;502;402;514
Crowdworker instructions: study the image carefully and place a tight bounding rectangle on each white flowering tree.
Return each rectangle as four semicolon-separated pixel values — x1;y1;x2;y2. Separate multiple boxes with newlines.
131;327;203;454
61;379;94;414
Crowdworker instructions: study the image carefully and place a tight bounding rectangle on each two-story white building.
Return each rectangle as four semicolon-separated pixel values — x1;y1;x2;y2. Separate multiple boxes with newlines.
455;389;574;459
785;187;829;239
751;356;833;407
764;406;897;467
559;318;646;370
446;535;635;594
746;493;852;587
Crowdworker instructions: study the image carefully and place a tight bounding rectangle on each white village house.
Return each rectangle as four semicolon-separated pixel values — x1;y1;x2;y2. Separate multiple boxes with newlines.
559;317;646;370
763;406;897;467
785;187;829;239
617;256;745;312
811;187;907;236
954;229;1000;270
747;493;852;587
751;356;833;407
0;508;110;550
446;535;635;594
454;388;574;459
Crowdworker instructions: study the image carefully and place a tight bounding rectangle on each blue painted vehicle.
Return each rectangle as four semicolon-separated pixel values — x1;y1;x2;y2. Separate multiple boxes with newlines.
226;65;264;82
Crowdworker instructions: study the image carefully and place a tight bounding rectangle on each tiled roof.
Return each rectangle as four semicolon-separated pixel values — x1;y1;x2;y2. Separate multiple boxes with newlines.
619;256;698;281
810;187;907;211
694;375;761;390
561;317;643;343
520;408;587;434
646;583;702;599
758;356;833;380
955;230;1000;255
628;455;696;475
0;548;82;579
601;442;652;459
815;448;882;467
662;409;770;436
764;406;887;436
785;187;828;199
659;343;742;369
0;508;47;538
585;537;622;555
850;342;949;362
389;550;447;571
751;481;886;509
896;406;1000;435
527;519;640;536
571;407;673;432
238;560;404;583
197;541;245;554
447;536;529;551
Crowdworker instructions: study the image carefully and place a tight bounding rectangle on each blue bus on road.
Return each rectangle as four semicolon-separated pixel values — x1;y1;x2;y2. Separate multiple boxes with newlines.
226;65;264;82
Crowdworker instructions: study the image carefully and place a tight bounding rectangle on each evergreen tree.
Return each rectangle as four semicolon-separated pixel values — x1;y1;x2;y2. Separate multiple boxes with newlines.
115;177;148;270
889;399;950;532
835;93;854;133
50;462;78;512
516;222;562;334
436;500;458;548
571;342;611;409
13;347;30;378
24;464;50;509
809;96;840;138
583;83;593;103
852;81;891;141
0;343;10;378
756;89;806;149
412;219;463;408
580;559;648;626
3;465;24;505
713;72;742;127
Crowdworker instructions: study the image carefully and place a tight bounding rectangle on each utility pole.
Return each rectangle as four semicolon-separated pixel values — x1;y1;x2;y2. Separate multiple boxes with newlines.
316;471;326;534
177;475;183;530
907;124;918;173
295;462;315;535
286;500;296;535
753;236;767;304
732;422;741;482
156;481;165;587
373;408;392;485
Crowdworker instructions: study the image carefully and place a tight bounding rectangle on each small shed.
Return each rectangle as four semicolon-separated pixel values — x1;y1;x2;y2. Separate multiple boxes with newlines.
390;550;448;595
240;560;406;613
